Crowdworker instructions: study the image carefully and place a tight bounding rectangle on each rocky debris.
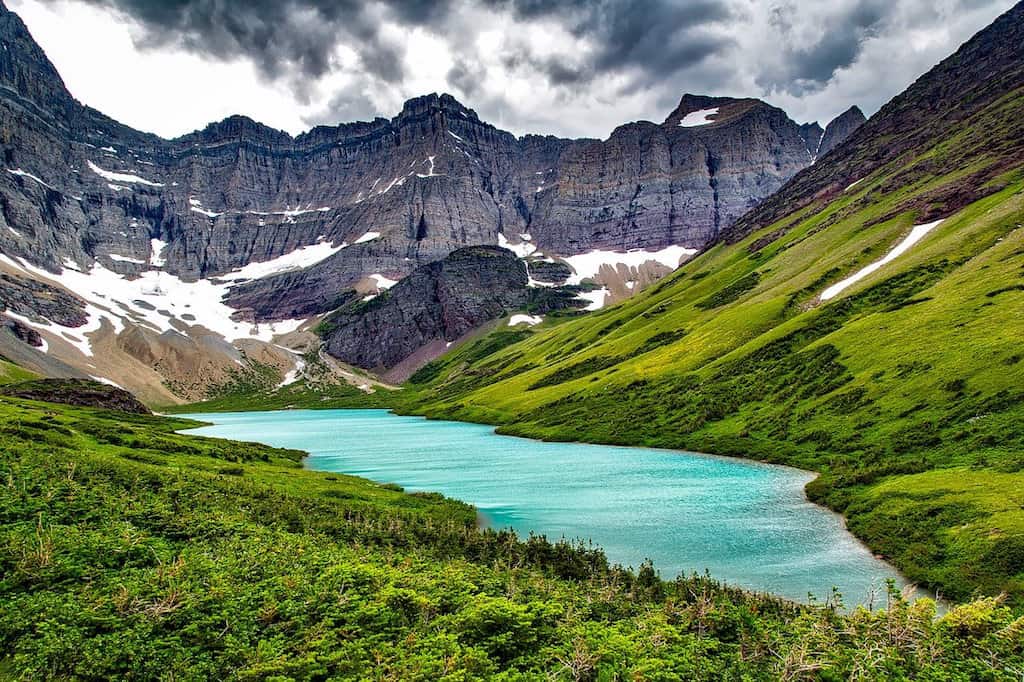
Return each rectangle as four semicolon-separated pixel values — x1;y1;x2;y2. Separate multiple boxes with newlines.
527;260;572;284
817;106;866;158
0;273;88;327
322;246;532;371
0;378;150;414
1;314;42;346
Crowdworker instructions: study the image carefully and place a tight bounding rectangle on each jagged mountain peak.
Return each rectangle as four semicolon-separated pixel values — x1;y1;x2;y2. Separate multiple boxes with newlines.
816;105;867;158
394;92;481;125
0;0;76;118
663;93;773;128
181;114;294;146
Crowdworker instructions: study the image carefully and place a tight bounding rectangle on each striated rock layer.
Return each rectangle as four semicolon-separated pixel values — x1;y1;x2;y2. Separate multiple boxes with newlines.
0;0;864;397
0;1;826;323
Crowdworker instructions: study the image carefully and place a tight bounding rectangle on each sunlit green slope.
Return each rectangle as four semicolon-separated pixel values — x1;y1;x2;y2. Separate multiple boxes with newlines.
404;11;1024;603
6;386;1024;677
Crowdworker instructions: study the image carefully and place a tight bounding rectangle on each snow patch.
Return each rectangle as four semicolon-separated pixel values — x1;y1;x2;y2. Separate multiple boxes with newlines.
498;232;537;258
7;168;56;192
416;155;439;178
189;197;224;218
508;314;543;326
190;206;224;218
577;287;609;311
90;374;123;389
277;360;306;388
150;239;168;267
844;178;865;192
820;220;945;301
560;245;696;285
354;231;381;244
87;160;163;187
107;254;147;265
222;240;347;280
369;273;398;290
678;107;719;127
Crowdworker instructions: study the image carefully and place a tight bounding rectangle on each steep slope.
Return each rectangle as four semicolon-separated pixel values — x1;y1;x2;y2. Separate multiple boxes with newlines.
403;2;1024;603
816;105;867;158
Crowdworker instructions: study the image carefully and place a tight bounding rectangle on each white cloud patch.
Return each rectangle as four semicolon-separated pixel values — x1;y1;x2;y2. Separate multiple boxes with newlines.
8;0;1017;140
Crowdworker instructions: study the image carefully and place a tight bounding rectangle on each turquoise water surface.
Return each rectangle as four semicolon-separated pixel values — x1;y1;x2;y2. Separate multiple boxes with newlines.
182;408;916;605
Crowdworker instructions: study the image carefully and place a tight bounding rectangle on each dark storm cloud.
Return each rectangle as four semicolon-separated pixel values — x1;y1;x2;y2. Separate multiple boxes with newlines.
61;0;455;88
487;0;733;85
756;0;889;95
67;0;732;92
45;0;1022;135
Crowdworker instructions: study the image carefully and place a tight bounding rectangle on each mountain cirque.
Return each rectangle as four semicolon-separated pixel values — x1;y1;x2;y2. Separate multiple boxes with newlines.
0;1;862;400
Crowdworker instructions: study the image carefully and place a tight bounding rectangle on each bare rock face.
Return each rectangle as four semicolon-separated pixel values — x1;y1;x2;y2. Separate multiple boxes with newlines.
528;94;815;255
0;0;822;325
0;272;88;327
322;246;532;371
798;122;825;156
817;106;867;158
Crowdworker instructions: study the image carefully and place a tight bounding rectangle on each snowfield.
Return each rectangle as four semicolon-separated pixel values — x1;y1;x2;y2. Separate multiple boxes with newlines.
222;239;346;281
0;253;306;357
820;220;945;301
508;314;543;326
560;245;697;285
678;108;719;127
498;232;538;258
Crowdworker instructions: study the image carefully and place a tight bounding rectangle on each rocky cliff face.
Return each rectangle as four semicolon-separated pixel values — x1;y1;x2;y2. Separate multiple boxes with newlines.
816;106;866;158
0;0;841;399
322;246;532;373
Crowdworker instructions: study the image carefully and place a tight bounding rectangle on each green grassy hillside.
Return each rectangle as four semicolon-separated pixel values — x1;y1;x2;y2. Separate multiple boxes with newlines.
4;393;1024;679
403;88;1024;604
0;357;38;384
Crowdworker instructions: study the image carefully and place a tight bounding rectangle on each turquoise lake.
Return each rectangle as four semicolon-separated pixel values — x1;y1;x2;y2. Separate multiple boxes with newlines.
181;408;917;605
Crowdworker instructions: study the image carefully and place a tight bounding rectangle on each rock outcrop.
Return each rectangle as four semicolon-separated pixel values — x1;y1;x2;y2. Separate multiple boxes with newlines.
323;246;532;372
816;106;866;158
0;378;150;413
0;0;858;397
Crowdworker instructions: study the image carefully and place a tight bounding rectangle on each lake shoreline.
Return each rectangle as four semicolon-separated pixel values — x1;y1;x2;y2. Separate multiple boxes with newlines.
179;407;929;607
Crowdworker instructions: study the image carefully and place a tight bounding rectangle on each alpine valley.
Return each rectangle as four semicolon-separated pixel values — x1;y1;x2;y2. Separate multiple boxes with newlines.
0;0;870;398
2;0;1024;679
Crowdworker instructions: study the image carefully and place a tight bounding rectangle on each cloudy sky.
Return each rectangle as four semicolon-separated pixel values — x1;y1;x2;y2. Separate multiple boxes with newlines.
9;0;1017;140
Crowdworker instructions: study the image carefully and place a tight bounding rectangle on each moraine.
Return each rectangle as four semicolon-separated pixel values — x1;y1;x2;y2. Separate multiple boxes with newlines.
182;408;920;606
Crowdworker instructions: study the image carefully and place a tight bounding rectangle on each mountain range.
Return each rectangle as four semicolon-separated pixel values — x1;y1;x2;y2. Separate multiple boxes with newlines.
0;0;865;399
2;0;1024;677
